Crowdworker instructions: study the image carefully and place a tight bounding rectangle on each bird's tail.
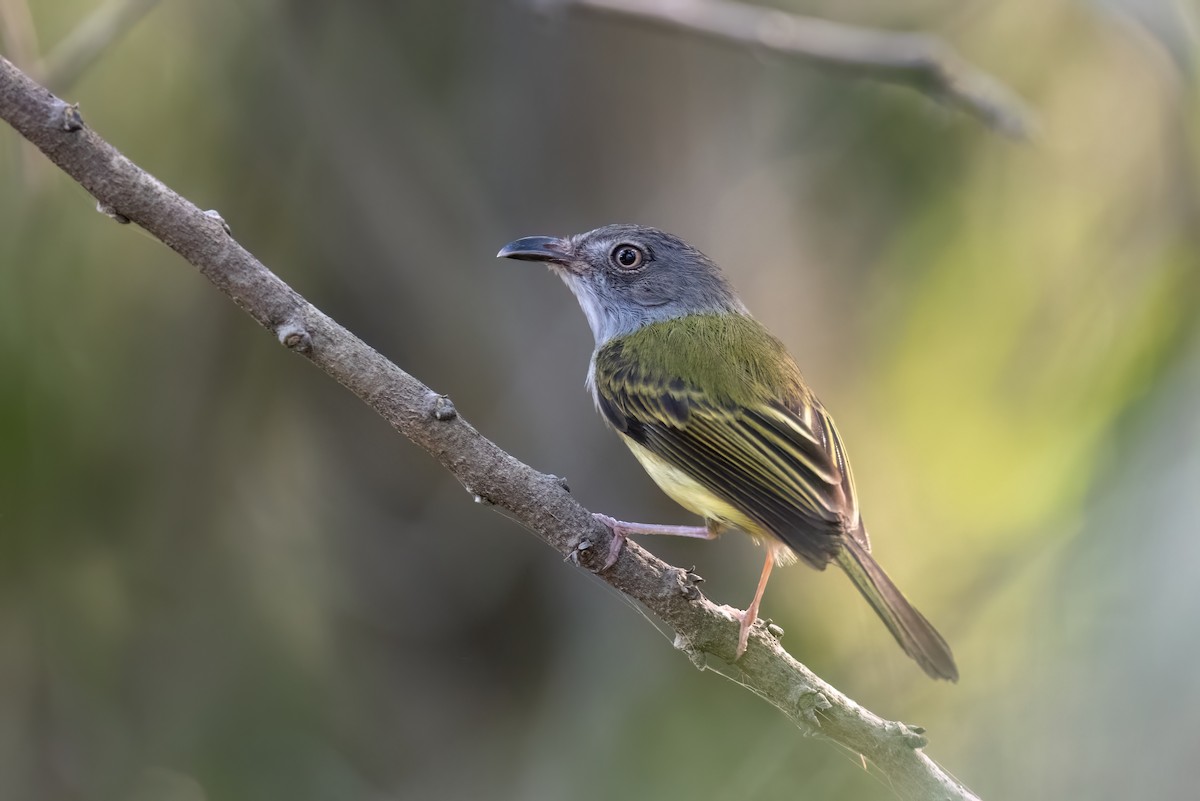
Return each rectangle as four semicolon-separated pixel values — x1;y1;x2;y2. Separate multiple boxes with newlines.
836;537;958;681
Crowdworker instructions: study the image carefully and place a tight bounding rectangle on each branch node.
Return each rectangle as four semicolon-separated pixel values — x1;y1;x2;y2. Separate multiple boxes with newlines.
57;101;84;132
766;621;784;640
427;393;457;421
276;320;313;352
659;565;694;600
566;536;593;565
673;633;708;669
95;200;130;224
890;721;929;749
679;566;704;600
204;208;232;235
793;689;832;727
549;473;571;493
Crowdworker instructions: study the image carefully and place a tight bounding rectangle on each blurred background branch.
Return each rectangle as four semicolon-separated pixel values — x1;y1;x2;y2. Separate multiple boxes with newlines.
0;0;40;68
39;0;164;91
0;53;979;801
545;0;1034;137
0;0;42;180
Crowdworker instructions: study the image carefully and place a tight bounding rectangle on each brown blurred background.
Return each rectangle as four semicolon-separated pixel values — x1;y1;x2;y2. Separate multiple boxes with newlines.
2;1;1199;799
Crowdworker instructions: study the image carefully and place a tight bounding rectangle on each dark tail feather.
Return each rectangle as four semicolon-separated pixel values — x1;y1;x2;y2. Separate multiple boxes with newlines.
836;538;958;682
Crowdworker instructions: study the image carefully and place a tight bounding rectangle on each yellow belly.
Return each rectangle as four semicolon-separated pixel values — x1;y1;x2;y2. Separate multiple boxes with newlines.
623;438;796;564
625;439;745;522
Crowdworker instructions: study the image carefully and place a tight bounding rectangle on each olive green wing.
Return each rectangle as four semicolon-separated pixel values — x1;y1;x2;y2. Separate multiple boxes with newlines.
593;342;862;569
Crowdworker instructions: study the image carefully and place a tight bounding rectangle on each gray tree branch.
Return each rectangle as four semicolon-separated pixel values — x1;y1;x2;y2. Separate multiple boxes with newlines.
546;0;1033;138
0;54;980;801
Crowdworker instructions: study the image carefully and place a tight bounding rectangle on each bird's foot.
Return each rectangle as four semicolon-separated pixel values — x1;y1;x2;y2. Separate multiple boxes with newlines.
592;514;631;570
735;609;755;659
733;550;776;659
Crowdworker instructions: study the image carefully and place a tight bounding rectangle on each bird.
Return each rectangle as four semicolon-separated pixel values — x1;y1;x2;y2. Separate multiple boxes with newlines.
497;224;957;681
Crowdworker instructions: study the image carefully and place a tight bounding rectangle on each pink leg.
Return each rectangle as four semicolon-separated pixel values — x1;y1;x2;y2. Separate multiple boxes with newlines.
593;513;721;570
736;550;775;658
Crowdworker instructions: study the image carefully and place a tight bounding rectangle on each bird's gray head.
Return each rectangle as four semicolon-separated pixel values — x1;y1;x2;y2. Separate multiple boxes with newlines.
497;224;747;346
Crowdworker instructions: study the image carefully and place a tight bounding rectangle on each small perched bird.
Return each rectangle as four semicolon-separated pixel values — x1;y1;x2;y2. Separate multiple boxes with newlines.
498;224;957;681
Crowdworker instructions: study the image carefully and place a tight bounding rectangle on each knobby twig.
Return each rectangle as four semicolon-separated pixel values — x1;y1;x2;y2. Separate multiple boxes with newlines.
544;0;1034;138
0;55;980;801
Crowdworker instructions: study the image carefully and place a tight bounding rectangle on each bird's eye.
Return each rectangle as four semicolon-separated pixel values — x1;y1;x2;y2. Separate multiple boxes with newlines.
611;244;645;271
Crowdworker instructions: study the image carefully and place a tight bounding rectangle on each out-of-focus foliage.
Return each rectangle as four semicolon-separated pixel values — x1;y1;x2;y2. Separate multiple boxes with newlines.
1;1;1198;799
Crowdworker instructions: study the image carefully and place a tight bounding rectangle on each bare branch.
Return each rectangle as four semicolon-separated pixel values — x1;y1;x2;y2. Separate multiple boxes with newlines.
0;55;980;801
546;0;1034;138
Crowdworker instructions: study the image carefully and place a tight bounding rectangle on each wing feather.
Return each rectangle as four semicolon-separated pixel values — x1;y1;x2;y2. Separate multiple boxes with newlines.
594;348;862;569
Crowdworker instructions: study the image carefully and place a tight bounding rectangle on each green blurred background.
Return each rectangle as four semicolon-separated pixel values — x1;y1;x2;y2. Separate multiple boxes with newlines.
2;1;1199;799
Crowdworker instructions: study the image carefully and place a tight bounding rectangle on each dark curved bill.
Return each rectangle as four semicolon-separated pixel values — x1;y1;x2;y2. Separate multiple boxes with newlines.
496;236;571;264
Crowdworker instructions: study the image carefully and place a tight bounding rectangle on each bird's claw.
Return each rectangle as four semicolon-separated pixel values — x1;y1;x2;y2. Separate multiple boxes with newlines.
735;609;755;659
603;532;627;570
592;513;627;571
